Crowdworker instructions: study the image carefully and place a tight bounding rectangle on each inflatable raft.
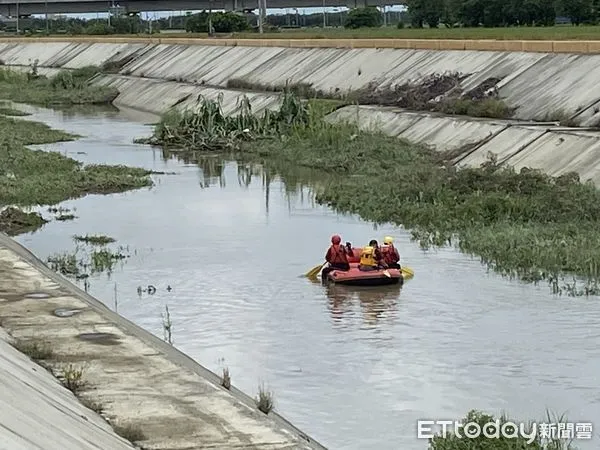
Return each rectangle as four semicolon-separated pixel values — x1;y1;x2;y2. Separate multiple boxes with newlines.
325;263;403;286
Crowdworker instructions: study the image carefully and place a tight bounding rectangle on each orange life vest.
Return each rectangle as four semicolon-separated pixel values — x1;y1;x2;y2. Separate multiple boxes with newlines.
327;244;348;265
381;244;399;265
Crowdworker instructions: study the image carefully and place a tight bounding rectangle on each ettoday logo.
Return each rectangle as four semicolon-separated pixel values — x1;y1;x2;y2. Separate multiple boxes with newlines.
417;419;594;444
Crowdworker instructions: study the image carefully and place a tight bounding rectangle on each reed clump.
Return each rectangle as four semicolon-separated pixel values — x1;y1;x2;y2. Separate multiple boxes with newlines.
0;65;117;106
430;410;577;449
141;91;600;295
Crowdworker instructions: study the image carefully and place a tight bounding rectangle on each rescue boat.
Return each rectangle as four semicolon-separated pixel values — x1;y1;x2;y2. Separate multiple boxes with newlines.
325;264;403;286
323;247;404;286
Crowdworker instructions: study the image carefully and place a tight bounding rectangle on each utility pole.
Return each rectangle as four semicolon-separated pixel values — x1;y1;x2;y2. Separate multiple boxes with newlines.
16;1;19;34
45;0;49;34
208;0;213;36
258;0;263;34
322;0;325;27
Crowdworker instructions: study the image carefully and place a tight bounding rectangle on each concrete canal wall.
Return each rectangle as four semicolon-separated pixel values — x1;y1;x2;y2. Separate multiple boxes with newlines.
1;38;600;183
0;233;325;450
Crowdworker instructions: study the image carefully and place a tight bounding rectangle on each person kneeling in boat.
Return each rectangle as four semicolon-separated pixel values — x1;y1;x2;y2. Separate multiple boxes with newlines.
322;234;351;280
358;240;387;271
381;236;401;270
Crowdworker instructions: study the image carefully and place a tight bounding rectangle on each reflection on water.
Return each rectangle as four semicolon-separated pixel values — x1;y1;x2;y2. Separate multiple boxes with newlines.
11;105;600;450
325;283;401;327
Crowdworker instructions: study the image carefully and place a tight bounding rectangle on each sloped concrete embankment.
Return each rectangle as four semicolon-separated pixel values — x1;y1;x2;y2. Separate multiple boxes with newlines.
0;233;325;450
1;41;600;183
0;328;136;450
1;40;600;122
328;106;600;184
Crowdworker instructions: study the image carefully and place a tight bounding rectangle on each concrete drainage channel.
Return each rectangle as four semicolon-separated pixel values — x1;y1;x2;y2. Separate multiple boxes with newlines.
0;233;326;450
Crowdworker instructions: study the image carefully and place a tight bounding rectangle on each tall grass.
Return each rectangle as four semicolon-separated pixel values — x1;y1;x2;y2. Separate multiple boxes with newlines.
143;91;600;295
0;65;117;106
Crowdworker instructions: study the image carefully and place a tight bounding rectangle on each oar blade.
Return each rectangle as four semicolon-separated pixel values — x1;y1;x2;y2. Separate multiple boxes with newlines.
306;263;325;278
401;266;415;280
383;270;391;278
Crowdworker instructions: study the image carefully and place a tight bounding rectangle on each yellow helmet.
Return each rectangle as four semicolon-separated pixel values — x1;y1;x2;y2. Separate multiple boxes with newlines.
384;236;393;244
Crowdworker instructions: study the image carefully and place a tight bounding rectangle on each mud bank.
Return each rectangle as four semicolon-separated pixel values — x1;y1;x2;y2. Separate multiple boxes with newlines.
0;233;324;450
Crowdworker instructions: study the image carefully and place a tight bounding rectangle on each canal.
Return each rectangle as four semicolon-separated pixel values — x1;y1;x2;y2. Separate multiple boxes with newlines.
12;104;600;450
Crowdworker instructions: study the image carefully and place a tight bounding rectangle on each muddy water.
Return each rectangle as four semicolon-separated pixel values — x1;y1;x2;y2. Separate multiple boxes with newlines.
12;104;600;450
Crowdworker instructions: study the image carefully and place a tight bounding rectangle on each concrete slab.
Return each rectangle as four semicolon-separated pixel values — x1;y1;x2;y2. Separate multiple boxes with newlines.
95;74;281;116
327;105;425;136
0;234;324;450
500;53;600;121
0;329;136;450
397;114;507;151
506;130;600;184
457;125;549;167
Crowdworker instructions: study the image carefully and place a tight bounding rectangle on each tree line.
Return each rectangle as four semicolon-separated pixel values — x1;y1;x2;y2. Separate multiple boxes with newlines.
407;0;600;27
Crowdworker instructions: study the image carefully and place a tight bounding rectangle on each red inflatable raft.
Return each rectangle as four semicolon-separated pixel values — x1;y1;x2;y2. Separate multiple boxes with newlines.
324;247;403;286
326;264;403;286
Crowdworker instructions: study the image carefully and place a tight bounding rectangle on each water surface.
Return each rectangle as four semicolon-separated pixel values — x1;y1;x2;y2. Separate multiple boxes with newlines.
13;104;600;450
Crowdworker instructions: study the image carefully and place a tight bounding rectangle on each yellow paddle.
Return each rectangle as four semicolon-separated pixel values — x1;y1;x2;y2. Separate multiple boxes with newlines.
401;266;415;280
306;263;326;278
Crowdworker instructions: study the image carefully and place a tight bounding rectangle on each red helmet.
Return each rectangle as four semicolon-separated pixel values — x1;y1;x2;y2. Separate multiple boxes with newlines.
331;234;341;245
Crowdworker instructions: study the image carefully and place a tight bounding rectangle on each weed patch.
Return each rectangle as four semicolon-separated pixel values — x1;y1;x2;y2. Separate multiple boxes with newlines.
73;234;116;245
113;423;146;442
226;73;513;119
0;207;48;235
430;410;577;450
221;367;231;390
12;338;54;361
47;244;129;280
351;73;514;119
60;364;85;393
0;65;117;107
0;114;153;212
256;383;274;414
0;106;30;116
80;397;104;414
141;91;600;295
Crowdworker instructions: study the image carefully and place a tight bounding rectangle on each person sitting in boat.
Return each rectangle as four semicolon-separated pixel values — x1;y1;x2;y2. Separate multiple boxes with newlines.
381;236;401;269
322;234;351;280
358;240;387;271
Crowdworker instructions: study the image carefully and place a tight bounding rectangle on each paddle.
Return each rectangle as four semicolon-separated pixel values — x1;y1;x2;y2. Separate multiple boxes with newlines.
401;266;415;280
383;270;391;278
306;262;326;278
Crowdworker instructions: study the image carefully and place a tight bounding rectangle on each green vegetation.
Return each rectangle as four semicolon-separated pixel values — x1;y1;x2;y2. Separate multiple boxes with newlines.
256;383;274;414
0;104;152;235
0;106;30;116
186;11;250;33
6;5;600;39
0;65;117;107
226;74;512;119
73;234;116;245
112;423;147;443
430;410;576;449
141;92;600;296
12;339;54;361
0;207;48;236
47;244;129;279
60;364;85;393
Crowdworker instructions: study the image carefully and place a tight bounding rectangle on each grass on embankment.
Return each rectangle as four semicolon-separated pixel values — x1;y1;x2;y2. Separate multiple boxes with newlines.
67;23;600;40
0;112;152;235
0;65;117;106
141;92;600;296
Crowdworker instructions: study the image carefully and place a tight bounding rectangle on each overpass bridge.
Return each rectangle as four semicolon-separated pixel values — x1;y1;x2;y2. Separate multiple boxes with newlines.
0;0;397;16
